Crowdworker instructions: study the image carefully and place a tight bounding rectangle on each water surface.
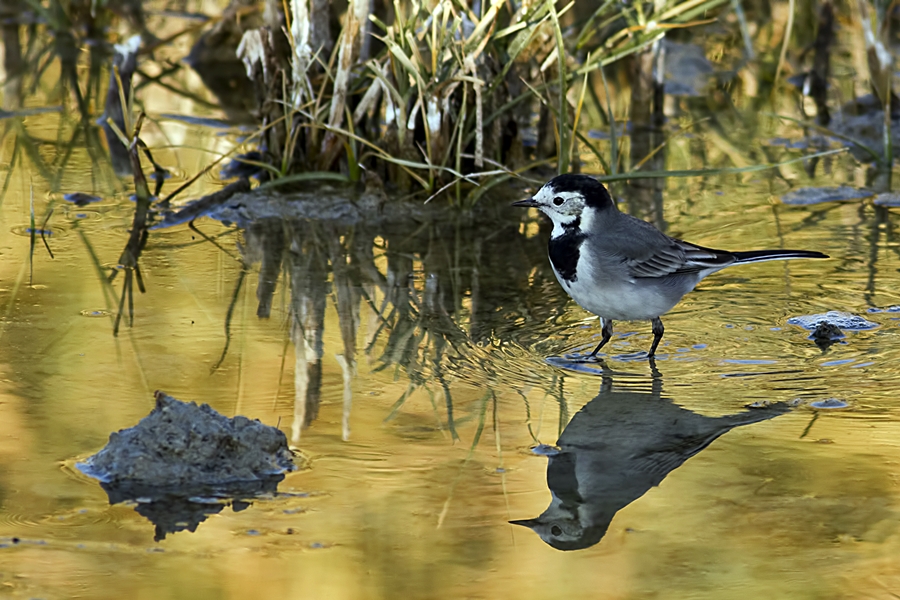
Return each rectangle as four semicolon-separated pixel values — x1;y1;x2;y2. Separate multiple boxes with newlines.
3;5;900;600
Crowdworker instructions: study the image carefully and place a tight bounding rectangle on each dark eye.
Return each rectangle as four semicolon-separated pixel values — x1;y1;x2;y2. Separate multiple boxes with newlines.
552;196;565;206
551;525;563;536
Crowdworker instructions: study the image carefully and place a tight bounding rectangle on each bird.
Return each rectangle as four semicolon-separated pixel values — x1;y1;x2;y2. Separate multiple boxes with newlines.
509;377;789;550
513;174;829;359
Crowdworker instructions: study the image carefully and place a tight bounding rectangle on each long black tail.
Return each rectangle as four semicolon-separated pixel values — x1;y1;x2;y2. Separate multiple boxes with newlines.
732;249;829;264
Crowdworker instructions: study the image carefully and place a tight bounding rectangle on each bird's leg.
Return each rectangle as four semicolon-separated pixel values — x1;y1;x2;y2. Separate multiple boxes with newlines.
587;318;614;359
648;317;665;357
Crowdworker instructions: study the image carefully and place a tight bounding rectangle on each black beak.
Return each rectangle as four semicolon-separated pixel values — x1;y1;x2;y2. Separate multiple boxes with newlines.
512;198;539;208
509;518;540;529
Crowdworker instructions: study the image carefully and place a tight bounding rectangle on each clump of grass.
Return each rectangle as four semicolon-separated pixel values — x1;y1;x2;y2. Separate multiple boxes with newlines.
241;0;560;202
231;0;753;202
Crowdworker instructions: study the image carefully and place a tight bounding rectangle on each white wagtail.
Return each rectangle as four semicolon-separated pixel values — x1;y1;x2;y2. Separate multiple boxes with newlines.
513;174;829;359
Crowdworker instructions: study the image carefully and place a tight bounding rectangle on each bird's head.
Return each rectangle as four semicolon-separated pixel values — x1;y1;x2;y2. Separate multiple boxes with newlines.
509;513;609;551
513;174;615;233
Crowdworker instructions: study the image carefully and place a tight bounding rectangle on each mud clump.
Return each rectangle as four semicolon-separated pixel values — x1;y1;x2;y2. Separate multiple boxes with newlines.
79;391;295;486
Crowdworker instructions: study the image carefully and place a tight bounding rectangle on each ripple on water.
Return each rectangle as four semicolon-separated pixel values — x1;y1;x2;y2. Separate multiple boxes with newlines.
9;224;67;238
2;504;120;539
0;511;45;529
722;359;778;365
43;508;120;529
67;210;104;222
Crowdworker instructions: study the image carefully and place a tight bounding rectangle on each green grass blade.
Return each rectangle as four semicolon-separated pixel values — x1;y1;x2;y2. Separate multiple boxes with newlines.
257;172;352;190
599;65;617;176
548;0;569;174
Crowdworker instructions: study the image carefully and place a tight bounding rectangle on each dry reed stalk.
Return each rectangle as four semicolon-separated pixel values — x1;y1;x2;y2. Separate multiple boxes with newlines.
288;0;312;108
320;0;370;166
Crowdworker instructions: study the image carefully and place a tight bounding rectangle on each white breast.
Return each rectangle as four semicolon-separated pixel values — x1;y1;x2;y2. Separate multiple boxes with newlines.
553;250;687;322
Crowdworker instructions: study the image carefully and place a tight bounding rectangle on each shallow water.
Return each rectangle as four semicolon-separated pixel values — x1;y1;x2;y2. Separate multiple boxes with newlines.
5;6;900;600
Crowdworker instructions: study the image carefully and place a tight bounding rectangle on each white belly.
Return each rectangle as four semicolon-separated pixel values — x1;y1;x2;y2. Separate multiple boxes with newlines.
553;252;690;321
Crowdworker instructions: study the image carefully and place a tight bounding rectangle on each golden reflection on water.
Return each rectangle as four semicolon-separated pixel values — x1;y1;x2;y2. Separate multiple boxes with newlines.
5;6;900;600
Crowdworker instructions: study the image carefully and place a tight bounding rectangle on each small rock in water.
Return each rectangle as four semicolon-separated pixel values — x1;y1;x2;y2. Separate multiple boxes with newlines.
810;398;850;409
787;311;878;331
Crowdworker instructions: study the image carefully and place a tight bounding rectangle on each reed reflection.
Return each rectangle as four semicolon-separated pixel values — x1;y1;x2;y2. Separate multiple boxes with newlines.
221;207;553;443
511;374;790;551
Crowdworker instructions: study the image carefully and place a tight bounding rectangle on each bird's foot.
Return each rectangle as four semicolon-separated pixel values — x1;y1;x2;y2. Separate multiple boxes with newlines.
566;352;606;364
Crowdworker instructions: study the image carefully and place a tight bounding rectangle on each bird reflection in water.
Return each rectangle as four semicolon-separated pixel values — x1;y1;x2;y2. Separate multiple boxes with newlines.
510;373;790;550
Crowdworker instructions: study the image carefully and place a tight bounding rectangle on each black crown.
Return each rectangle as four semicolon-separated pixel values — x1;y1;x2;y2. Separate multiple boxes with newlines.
547;174;613;209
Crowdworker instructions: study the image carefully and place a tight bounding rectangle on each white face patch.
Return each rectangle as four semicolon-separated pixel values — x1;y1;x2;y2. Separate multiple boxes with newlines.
532;184;587;237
